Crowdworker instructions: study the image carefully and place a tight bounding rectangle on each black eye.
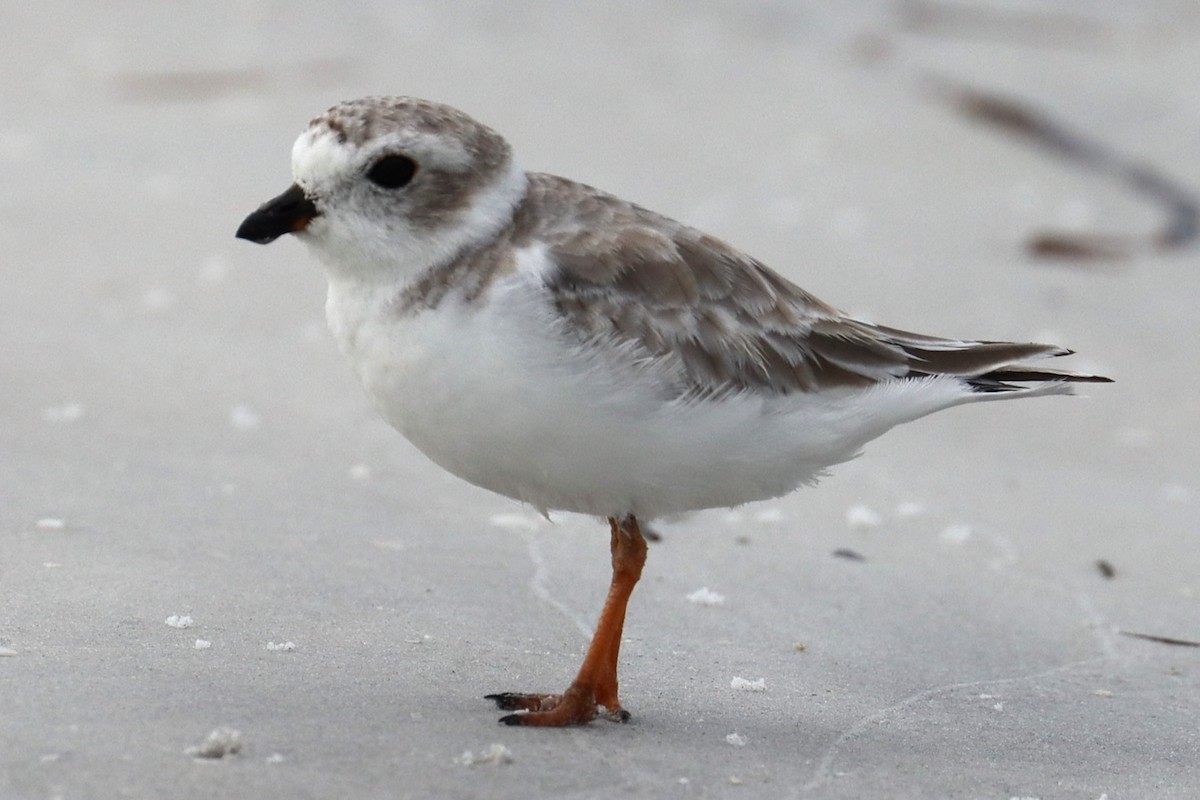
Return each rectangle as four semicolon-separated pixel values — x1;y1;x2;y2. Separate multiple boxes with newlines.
366;154;417;189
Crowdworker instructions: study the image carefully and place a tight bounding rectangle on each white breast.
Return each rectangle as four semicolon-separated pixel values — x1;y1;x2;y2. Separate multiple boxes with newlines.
324;269;973;519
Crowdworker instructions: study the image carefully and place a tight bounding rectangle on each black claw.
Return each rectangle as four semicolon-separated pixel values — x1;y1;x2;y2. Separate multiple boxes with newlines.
616;709;632;723
485;693;522;710
498;714;524;726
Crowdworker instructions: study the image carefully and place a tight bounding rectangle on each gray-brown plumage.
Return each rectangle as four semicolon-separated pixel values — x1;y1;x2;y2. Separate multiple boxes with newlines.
400;172;1110;399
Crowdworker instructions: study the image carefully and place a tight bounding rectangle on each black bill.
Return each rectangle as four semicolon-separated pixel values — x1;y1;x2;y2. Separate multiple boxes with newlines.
235;183;319;244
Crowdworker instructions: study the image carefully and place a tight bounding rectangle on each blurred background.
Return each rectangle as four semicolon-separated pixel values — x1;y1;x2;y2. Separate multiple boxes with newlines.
3;2;1198;798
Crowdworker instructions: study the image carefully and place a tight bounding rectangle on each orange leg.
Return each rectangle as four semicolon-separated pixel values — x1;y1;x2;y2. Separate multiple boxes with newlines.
486;515;648;726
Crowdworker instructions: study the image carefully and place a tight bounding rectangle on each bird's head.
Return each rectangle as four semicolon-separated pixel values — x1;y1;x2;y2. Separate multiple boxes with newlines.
236;96;527;282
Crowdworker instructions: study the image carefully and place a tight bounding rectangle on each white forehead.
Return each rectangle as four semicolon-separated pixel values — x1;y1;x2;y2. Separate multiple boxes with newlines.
290;124;475;192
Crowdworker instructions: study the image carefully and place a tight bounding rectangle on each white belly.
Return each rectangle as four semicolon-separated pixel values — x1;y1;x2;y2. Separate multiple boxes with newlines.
326;275;969;519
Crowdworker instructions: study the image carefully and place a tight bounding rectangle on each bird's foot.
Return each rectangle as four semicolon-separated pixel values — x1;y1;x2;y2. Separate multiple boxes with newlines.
485;685;630;726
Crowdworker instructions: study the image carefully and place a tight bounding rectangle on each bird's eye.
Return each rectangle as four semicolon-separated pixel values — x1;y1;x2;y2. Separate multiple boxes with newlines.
366;155;418;189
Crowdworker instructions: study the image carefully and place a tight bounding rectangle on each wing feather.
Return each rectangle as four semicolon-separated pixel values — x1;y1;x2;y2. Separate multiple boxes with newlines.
512;174;1108;396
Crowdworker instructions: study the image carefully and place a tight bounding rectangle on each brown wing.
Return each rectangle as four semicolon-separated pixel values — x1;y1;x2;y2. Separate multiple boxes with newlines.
519;174;1107;397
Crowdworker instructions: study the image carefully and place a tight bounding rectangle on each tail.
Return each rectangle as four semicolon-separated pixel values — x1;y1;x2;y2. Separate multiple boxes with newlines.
858;324;1113;395
961;350;1113;394
790;317;1111;398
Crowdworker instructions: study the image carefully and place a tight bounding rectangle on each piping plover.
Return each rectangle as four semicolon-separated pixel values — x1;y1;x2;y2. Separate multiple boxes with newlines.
236;96;1109;727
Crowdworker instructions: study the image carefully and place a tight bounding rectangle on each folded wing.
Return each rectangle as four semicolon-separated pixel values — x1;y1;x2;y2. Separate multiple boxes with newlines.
530;177;1109;397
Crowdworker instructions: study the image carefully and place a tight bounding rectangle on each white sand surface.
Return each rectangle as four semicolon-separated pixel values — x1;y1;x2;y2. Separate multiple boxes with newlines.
3;3;1197;798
